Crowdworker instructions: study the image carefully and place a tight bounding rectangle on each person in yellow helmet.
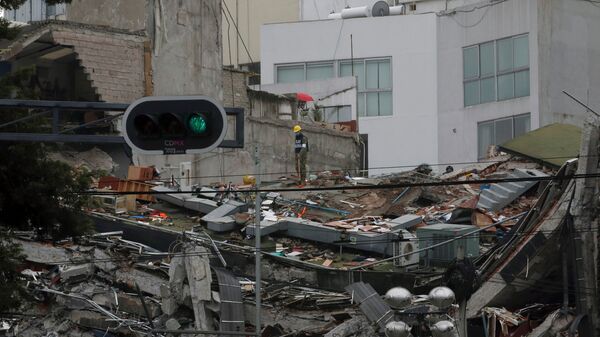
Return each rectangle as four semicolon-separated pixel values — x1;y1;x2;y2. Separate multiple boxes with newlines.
293;124;308;184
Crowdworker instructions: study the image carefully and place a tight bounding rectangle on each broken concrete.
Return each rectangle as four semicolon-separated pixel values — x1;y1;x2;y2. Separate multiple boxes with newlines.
68;310;119;331
92;292;162;318
183;244;213;330
16;239;71;264
115;268;163;297
60;264;93;282
324;316;376;337
93;248;117;273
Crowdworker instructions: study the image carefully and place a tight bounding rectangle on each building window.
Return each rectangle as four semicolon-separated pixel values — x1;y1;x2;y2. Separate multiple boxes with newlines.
339;58;392;117
276;62;334;83
323;105;352;123
275;58;392;117
276;64;305;83
464;34;529;107
477;113;531;159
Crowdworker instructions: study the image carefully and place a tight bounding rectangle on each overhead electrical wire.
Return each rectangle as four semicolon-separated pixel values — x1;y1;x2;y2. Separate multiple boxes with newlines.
116;154;588;183
78;170;597;195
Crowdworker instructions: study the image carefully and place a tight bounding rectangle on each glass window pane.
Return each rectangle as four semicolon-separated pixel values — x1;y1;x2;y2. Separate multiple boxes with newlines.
514;114;531;137
514;70;530;97
480;42;495;76
464;80;480;106
366;92;379;116
497;38;513;72
366;61;379;89
339;106;352;122
480;77;496;103
357;93;365;117
340;61;365;91
378;60;391;88
277;65;304;83
494;118;513;145
379;91;392;116
463;46;479;79
513;35;529;69
307;63;333;81
324;107;337;122
478;122;494;159
497;73;514;100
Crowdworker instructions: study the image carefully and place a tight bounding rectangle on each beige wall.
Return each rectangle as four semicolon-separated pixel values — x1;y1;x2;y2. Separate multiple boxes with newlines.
222;0;298;67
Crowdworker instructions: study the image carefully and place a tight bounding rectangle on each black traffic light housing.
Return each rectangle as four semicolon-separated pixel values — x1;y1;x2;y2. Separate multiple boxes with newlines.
122;96;227;155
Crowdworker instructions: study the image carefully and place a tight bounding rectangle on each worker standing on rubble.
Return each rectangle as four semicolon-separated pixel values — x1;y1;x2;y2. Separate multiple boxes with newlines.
293;125;308;185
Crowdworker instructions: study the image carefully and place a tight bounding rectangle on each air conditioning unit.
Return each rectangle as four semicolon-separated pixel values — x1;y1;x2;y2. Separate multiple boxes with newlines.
393;230;419;267
416;223;479;267
179;161;193;189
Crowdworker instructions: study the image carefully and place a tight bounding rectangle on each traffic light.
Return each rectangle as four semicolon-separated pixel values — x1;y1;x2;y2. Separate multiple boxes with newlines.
122;96;227;155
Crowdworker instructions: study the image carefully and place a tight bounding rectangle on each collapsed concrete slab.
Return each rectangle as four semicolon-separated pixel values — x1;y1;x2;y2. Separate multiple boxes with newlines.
68;310;119;331
16;239;71;264
92;292;162;318
245;216;420;256
184;244;213;330
153;186;219;214
115;268;164;297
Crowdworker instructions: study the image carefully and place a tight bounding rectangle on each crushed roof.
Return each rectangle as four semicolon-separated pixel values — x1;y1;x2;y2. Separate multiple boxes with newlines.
499;123;581;167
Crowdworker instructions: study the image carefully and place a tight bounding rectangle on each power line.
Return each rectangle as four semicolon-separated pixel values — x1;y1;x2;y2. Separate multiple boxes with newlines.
121;154;581;183
222;0;255;66
82;171;597;195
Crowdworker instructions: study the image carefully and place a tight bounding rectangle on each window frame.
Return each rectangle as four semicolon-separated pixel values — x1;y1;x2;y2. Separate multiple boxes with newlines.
274;57;393;118
477;113;531;159
338;57;393;117
463;34;529;107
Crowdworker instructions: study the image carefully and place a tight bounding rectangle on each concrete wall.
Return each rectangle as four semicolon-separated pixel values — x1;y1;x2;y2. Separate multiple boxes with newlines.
261;15;439;175
149;0;222;99
537;0;600;127
65;0;147;31
436;0;539;166
222;0;299;67
138;116;361;185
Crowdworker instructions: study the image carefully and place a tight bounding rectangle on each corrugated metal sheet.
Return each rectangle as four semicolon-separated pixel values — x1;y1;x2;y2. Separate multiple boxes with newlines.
214;268;245;336
345;282;393;330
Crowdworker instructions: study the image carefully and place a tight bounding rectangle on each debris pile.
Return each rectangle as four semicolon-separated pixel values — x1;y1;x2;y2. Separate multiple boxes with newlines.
3;231;370;337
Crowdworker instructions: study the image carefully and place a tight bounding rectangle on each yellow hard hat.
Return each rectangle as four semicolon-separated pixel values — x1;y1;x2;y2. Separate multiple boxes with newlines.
293;125;302;133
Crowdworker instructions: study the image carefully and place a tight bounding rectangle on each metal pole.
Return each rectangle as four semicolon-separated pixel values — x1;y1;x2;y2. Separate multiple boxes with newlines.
254;144;262;335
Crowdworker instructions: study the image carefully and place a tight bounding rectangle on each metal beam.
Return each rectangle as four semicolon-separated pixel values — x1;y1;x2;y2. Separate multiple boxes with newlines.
221;107;244;148
0;99;129;111
0;133;125;143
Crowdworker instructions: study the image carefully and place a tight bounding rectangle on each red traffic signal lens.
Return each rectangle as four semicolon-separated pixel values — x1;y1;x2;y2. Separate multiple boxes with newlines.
133;114;160;139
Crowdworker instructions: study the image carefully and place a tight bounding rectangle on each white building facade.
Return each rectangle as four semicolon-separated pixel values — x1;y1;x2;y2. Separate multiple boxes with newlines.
261;0;600;174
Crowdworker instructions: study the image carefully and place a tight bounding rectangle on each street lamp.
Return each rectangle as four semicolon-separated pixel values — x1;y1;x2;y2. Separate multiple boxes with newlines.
383;286;459;337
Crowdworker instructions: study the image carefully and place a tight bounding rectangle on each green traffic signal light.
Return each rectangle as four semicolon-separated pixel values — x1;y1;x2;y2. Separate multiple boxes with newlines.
188;113;207;135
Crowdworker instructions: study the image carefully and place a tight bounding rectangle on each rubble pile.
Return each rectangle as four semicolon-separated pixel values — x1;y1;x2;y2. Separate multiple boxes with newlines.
2;232;371;337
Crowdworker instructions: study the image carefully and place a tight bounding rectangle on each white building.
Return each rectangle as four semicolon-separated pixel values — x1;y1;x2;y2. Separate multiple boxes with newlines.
261;0;600;174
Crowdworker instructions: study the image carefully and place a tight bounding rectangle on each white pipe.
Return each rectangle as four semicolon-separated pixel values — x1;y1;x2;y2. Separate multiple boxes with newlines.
389;5;405;15
340;6;370;19
328;12;342;19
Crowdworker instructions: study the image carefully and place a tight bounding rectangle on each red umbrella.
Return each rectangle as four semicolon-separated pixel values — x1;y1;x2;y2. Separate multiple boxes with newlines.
296;92;314;102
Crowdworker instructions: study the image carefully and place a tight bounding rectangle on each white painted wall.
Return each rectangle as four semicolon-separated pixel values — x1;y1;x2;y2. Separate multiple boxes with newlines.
537;0;600;127
436;0;540;166
261;14;439;175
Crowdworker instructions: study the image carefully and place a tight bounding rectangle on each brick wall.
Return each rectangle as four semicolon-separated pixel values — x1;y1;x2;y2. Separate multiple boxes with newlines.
52;27;146;103
222;68;250;110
